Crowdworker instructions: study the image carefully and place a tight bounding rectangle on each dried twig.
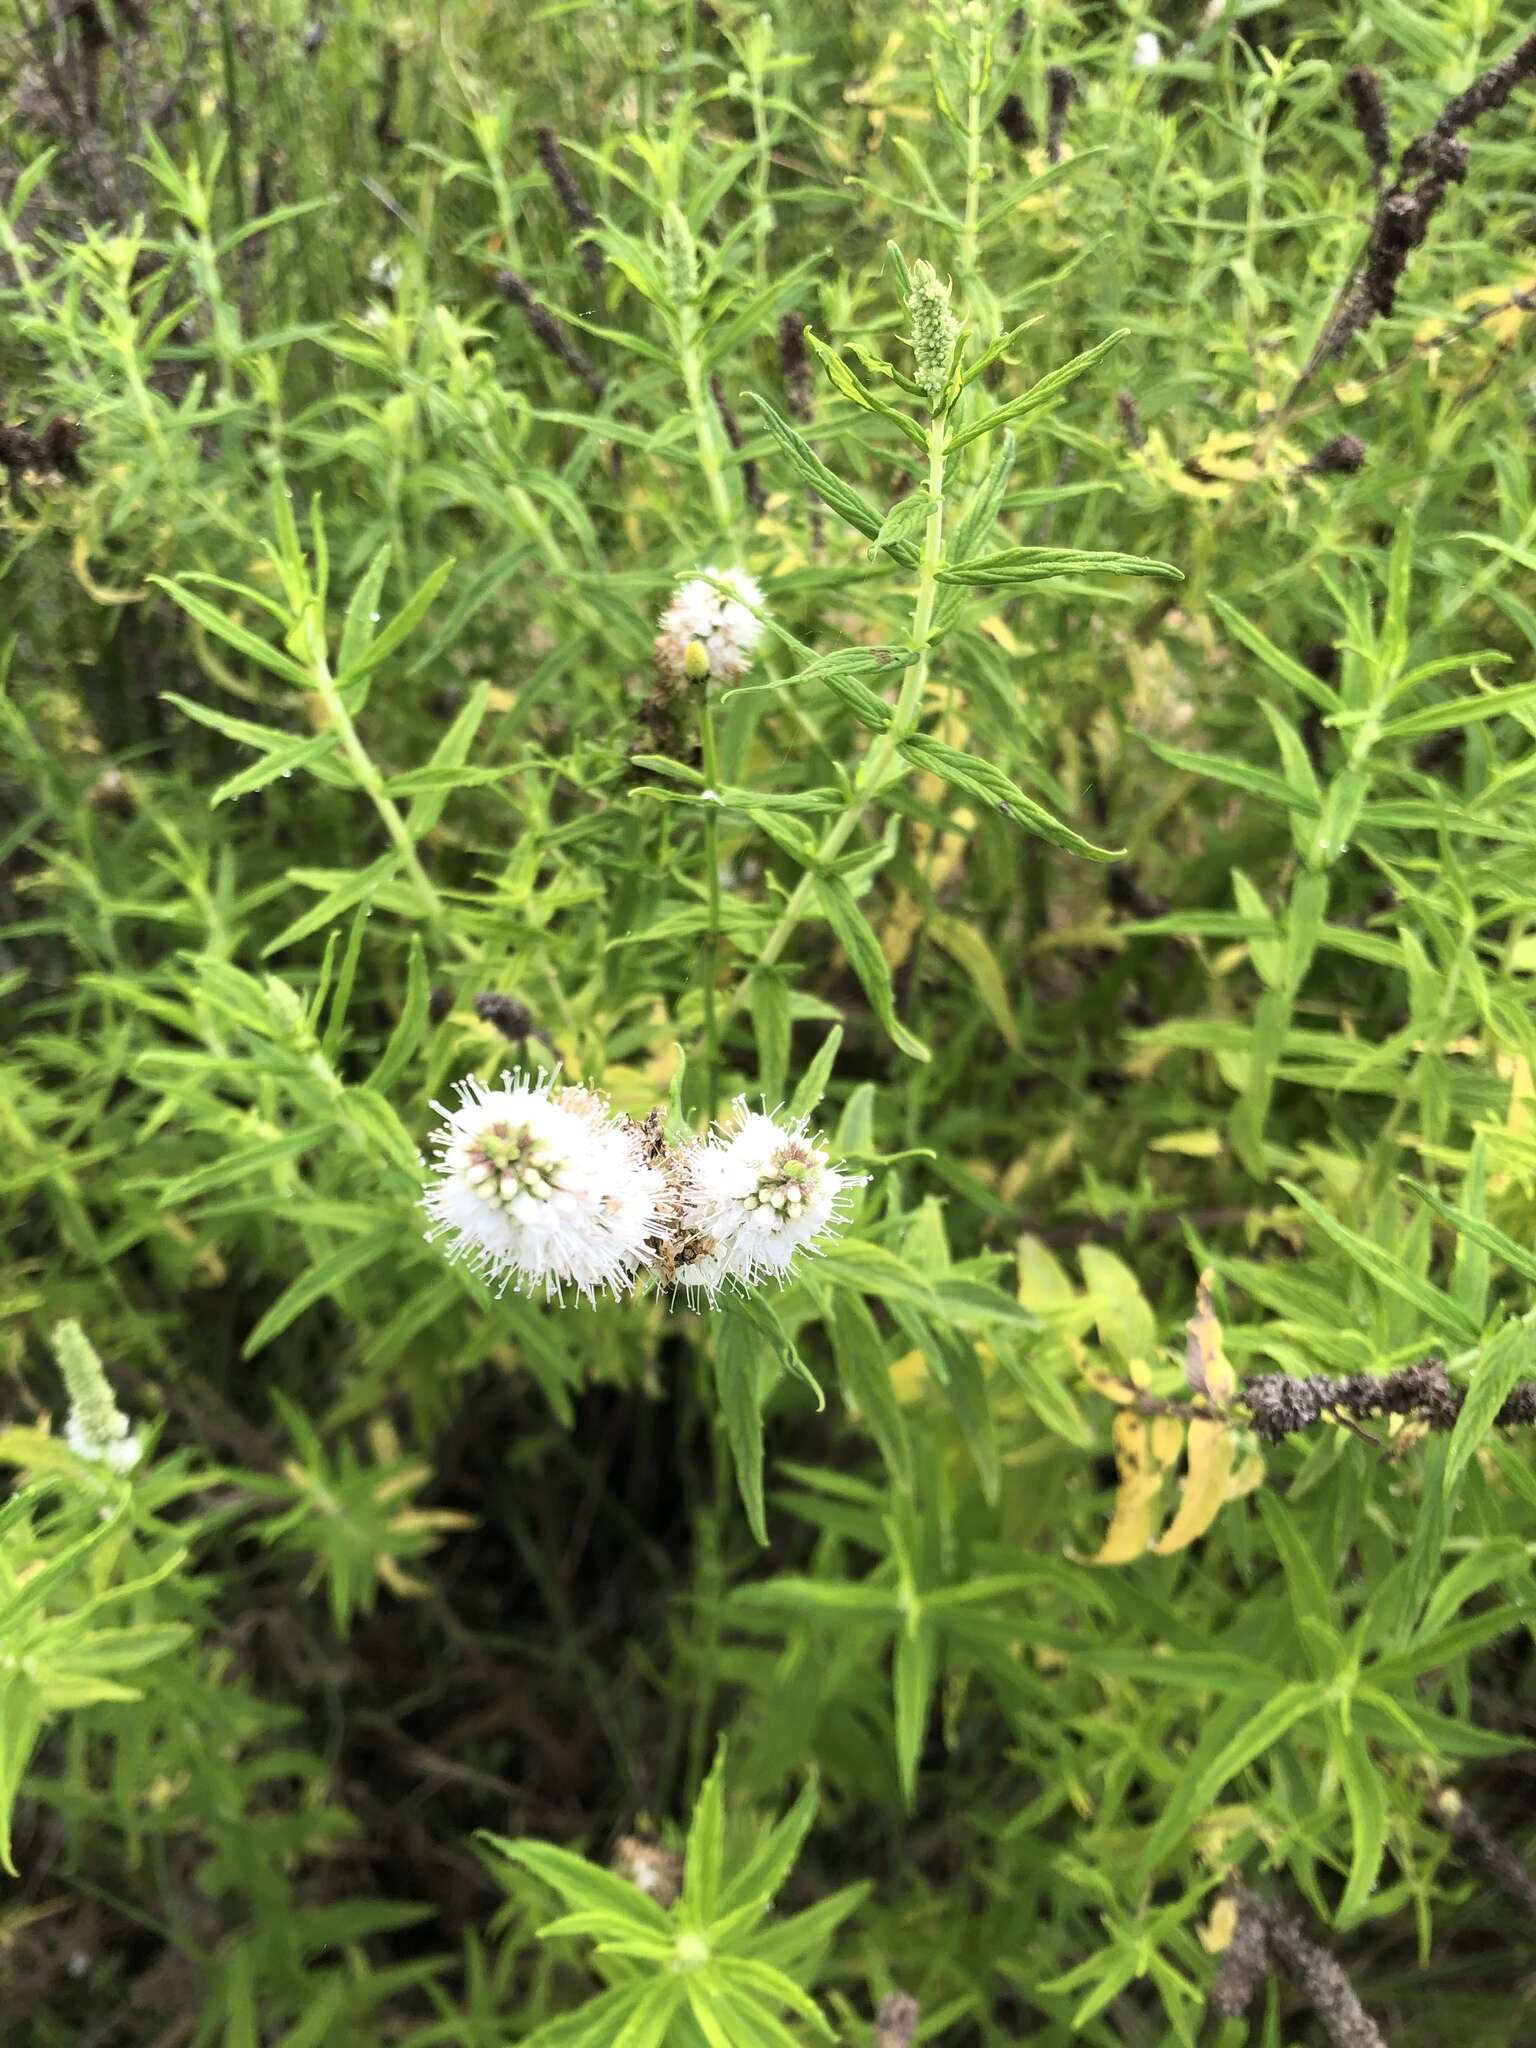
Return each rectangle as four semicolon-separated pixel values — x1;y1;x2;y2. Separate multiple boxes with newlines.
1431;1789;1536;1921
535;125;605;293
710;375;764;512
1045;64;1077;163
1210;1887;1387;2048
1285;34;1536;410
873;1991;920;2048
493;269;605;400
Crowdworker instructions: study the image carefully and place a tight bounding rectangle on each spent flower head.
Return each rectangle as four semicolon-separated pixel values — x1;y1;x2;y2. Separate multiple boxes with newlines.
907;259;960;408
423;1071;667;1303
653;566;767;686
671;1100;864;1303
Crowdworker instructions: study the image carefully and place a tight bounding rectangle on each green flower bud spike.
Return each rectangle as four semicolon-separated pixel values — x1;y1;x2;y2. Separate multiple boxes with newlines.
907;259;960;409
52;1319;142;1475
662;204;698;310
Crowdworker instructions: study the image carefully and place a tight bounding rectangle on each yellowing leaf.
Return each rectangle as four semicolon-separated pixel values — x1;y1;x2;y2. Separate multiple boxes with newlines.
926;914;1019;1048
1079;1245;1156;1366
889;1348;929;1404
1201;1891;1240;1955
1081;1361;1137;1407
72;533;146;606
1184;1268;1236;1403
1226;1451;1265;1501
1153;1416;1235;1556
1076;1410;1178;1565
1016;1234;1076;1313
1149;1128;1224;1157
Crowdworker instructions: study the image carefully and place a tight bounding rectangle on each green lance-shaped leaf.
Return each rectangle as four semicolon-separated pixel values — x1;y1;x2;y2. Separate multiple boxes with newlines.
749;395;920;566
897;734;1121;861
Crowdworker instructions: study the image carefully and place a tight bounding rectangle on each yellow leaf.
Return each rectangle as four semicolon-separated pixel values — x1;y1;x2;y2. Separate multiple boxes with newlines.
1226;1451;1265;1501
926;914;1019;1048
889;1348;929;1404
1153;1416;1235;1556
1201;1892;1240;1955
1149;1129;1225;1157
71;532;145;606
1076;1411;1176;1565
1081;1361;1136;1406
375;1555;427;1599
1184;1268;1236;1403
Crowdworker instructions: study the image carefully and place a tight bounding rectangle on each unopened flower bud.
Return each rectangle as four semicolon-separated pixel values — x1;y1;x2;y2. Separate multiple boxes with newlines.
662;204;698;309
907;260;959;408
52;1321;141;1475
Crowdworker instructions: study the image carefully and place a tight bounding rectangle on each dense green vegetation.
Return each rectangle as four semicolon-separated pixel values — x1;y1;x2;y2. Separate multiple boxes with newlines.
4;3;1536;2042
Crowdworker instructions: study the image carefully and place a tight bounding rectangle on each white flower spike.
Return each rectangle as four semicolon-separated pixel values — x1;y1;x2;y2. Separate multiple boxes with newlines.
52;1320;142;1475
423;1071;667;1304
671;1100;864;1304
653;566;767;685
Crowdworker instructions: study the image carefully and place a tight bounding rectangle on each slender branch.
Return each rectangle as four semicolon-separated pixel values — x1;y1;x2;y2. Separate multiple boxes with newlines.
1124;1359;1536;1445
718;407;950;1032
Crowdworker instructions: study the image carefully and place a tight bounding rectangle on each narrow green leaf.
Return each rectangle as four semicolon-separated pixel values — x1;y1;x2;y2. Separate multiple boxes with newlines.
935;545;1179;588
1137;1683;1327;1876
893;1625;937;1806
948;329;1126;451
715;1308;771;1545
829;1291;914;1490
1279;1179;1479;1344
369;935;430;1093
242;1221;402;1358
684;1743;729;1924
814;873;930;1060
898;734;1119;861
1442;1319;1533;1503
749;395;919;566
150;577;315;687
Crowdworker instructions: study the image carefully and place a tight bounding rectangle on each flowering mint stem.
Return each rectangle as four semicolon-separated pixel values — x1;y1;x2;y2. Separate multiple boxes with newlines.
700;694;724;1119
677;282;735;1114
721;407;950;1029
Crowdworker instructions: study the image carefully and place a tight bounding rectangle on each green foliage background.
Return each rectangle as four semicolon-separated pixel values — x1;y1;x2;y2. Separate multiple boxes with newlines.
4;2;1536;2042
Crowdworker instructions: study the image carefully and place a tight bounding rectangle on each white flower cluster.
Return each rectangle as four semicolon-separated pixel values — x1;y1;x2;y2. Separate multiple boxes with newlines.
669;1103;859;1304
423;1076;860;1308
652;566;766;686
424;1072;666;1305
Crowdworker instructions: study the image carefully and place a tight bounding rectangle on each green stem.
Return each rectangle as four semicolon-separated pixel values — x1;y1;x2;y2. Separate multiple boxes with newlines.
311;653;459;944
959;25;985;289
700;694;723;1119
720;409;949;1028
679;297;734;536
679;291;735;1108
